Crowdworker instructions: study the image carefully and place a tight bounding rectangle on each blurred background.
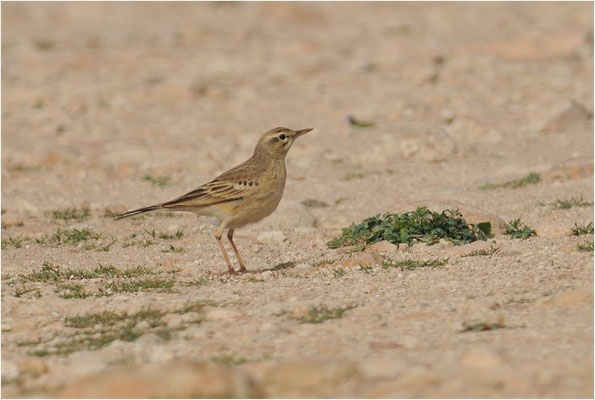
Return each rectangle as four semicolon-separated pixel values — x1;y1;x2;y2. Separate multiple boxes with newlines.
1;2;593;398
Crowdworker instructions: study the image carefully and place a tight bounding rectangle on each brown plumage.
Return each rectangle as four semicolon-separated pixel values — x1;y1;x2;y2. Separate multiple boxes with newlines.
116;127;312;274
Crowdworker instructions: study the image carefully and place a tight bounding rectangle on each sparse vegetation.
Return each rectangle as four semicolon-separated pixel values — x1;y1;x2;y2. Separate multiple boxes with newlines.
332;268;346;278
504;219;537;239
145;229;184;240
381;256;449;270
571;222;594;236
327;207;489;249
552;196;593;209
460;319;506;333
21;302;206;357
480;173;540;190
294;305;355;324
577;241;594;252
98;278;175;296
301;199;329;208
143;175;170;186
161;244;185;253
1;237;27;249
50;207;90;221
461;245;500;257
36;228;102;246
55;283;91;299
210;354;249;366
311;258;339;268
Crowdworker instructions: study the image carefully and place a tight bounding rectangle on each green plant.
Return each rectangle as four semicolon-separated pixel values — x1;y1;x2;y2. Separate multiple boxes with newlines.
571;222;594;236
295;305;355;324
552;196;593;209
55;283;91;299
327;207;488;249
461;245;500;257
36;228;101;246
311;258;339;268
50;207;91;221
381;256;448;270
460;319;506;333
504;219;536;239
480;173;540;190
143;175;170;186
332;269;346;278
577;241;594;252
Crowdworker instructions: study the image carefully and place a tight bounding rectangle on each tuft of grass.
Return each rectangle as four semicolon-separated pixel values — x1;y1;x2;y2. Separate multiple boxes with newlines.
342;171;366;181
22;304;205;357
332;269;346;278
13;284;41;298
460;319;506;333
295;305;355;324
1;237;27;249
358;264;374;274
346;114;376;128
99;279;175;296
144;229;184;240
480;173;540;190
577;241;594;252
552;196;593;210
311;258;339;268
210;354;249;366
327;207;488;249
461;245;500;257
50;207;91;221
504;218;536;240
301;199;329;208
571;222;594;236
143;175;170;186
36;228;101;246
55;283;91;299
161;244;185;253
381;256;448;270
20;262;159;283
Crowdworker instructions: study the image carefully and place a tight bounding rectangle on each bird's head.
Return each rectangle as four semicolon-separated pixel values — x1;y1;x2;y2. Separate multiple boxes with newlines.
255;127;313;158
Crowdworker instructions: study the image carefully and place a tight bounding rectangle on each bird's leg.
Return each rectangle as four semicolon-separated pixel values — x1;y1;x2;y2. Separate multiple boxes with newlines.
215;234;236;274
227;229;248;273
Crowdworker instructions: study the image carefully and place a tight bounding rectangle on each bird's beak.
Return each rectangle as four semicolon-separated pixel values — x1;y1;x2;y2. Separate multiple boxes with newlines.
295;128;313;138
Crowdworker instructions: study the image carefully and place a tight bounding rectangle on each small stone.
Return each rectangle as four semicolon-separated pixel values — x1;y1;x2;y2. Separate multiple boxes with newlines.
541;101;593;135
257;230;286;243
2;360;19;381
294;263;312;270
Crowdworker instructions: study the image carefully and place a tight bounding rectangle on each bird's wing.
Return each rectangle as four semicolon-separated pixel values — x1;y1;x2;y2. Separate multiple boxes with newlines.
161;179;246;209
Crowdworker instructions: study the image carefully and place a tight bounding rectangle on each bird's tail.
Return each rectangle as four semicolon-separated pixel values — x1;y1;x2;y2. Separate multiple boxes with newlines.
114;205;161;220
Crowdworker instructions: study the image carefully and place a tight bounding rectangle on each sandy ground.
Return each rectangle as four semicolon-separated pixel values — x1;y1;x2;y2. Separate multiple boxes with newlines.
1;2;594;398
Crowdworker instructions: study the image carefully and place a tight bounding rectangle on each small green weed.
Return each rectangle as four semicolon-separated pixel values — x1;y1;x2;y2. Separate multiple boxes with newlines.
295;305;355;324
210;354;249;366
327;207;488;249
13;284;41;298
461;245;500;257
358;264;374;274
332;268;346;278
36;228;101;246
347;115;376;128
504;219;536;239
301;199;329;208
480;173;540;190
577;241;594;252
145;229;184;240
552;196;593;209
1;237;27;249
55;283;91;299
143;175;170;186
50;207;90;221
381;256;448;270
311;258;339;268
460;319;506;333
23;303;206;357
571;222;594;236
161;244;185;253
99;278;175;296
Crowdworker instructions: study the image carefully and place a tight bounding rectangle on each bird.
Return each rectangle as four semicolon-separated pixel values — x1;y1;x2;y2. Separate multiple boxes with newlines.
115;127;313;274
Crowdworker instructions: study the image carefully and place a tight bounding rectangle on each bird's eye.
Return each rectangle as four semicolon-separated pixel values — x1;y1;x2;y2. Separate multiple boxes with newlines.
279;134;286;140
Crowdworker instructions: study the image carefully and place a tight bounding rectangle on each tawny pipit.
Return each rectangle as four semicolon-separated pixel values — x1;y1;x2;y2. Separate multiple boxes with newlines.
116;127;312;274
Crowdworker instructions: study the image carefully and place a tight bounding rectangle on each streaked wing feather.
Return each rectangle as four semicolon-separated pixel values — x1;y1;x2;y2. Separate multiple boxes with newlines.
161;180;245;208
